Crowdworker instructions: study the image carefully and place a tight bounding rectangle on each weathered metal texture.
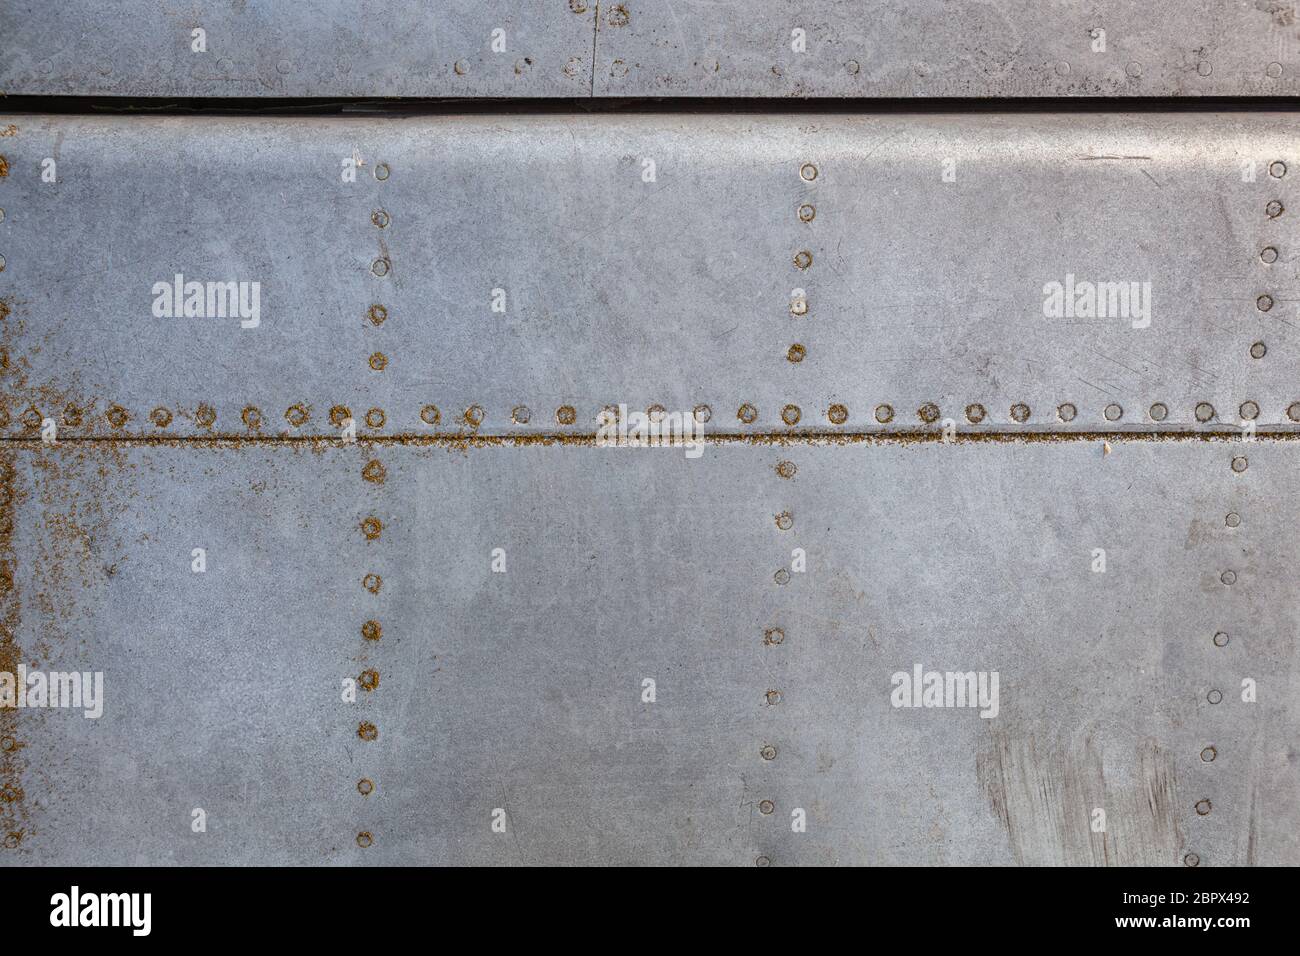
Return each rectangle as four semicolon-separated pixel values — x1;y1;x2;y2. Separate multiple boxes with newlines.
0;112;1296;439
0;439;1295;865
2;1;1298;99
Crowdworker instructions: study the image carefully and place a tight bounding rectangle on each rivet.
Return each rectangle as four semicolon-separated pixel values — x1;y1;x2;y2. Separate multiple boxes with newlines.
1225;513;1240;528
361;620;382;641
781;404;801;426
375;163;390;181
775;511;793;531
371;258;390;277
241;406;262;430
1212;632;1229;647
357;722;378;742
555;405;576;426
356;832;374;848
362;573;382;594
1270;161;1287;179
465;405;486;427
1184;852;1200;867
875;404;894;424
369;352;388;371
765;689;782;706
0;209;5;223
1057;403;1077;423
1148;402;1168;422
1055;61;1071;76
760;744;777;760
0;255;5;272
918;402;940;424
763;627;785;646
775;460;796;479
1288;402;1300;422
1010;403;1030;423
647;404;666;423
365;408;386;429
329;405;352;427
737;403;758;424
1200;746;1217;762
1239;401;1260;421
361;460;386;483
1195;402;1215;423
790;296;808;317
965;403;986;424
569;0;587;14
827;403;848;425
799;163;818;182
787;344;806;363
150;407;173;428
755;856;771;867
1260;246;1278;264
1220;570;1236;585
420;404;441;426
773;569;791;586
511;405;531;424
1266;61;1284;78
759;799;775;814
1104;403;1123;422
1207;689;1222;705
1257;294;1274;312
846;60;860;75
1231;456;1248;473
20;406;40;430
1266;200;1284;218
62;404;82;427
1196;60;1212;76
797;203;816;222
1125;61;1143;77
693;404;712;423
361;517;382;540
357;779;374;796
793;250;813;270
1250;342;1267;359
285;403;309;427
367;304;388;326
1;736;17;752
1194;799;1212;816
359;669;379;692
563;57;581;77
371;210;390;228
106;405;129;429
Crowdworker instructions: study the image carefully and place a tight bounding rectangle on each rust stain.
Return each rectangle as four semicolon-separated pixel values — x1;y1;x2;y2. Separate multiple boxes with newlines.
0;454;26;851
0;156;8;178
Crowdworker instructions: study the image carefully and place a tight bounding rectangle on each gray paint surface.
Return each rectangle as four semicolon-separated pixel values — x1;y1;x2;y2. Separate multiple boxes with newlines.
2;1;1298;99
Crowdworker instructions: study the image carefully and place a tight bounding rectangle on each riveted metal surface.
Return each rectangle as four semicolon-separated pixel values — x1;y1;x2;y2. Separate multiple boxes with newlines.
0;438;1295;865
2;1;1298;99
0;112;1297;440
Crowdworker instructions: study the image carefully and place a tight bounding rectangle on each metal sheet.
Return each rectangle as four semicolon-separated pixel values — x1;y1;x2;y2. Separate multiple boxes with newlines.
0;112;1297;440
2;438;1295;865
2;1;1298;99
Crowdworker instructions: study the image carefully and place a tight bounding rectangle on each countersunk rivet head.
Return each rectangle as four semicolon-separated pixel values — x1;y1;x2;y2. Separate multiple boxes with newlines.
1225;512;1240;528
371;258;390;277
371;210;390;228
1260;246;1278;264
965;403;986;424
790;296;808;316
763;627;785;645
106;405;129;428
775;460;796;479
363;573;382;595
369;352;387;371
759;799;775;814
150;406;173;428
1184;852;1200;867
361;516;382;540
374;163;390;181
466;405;487;427
1196;60;1212;76
1195;402;1215;423
918;402;940;424
1270;161;1287;178
755;856;771;867
1266;61;1284;78
773;568;791;585
1266;199;1284;218
454;60;468;75
1288;402;1300;422
554;404;576;426
775;511;793;531
1194;799;1212;816
1257;294;1274;312
1125;61;1142;77
647;404;666;423
563;57;581;77
365;408;386;429
798;203;816;222
1057;402;1077;423
765;689;782;706
1220;570;1237;586
1212;632;1229;647
827;403;848;425
367;304;388;325
357;778;374;796
511;405;531;424
362;460;386;484
846;60;860;75
1104;403;1123;422
786;343;805;363
738;403;758;424
569;0;587;12
1239;401;1259;421
359;669;379;692
1207;689;1223;704
793;250;813;270
361;620;382;641
241;405;262;430
420;404;441;426
781;404;802;426
356;832;373;848
1148;402;1168;422
357;722;378;742
875;404;894;424
693;404;711;423
1200;746;1217;762
285;403;309;427
799;163;818;182
760;744;777;760
1009;403;1030;423
1231;456;1248;473
1250;342;1267;359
